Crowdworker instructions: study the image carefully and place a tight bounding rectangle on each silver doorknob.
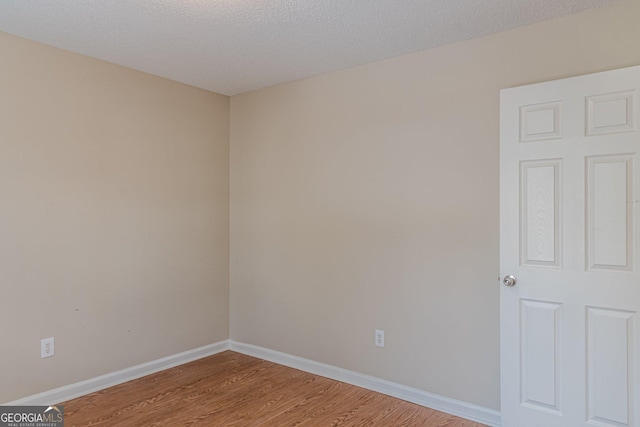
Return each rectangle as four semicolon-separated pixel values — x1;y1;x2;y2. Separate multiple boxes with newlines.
503;275;517;287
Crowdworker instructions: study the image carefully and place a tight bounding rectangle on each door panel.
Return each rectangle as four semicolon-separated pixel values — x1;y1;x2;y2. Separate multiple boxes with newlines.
586;91;636;136
586;307;634;427
520;299;563;413
500;65;640;427
586;155;633;271
520;160;561;267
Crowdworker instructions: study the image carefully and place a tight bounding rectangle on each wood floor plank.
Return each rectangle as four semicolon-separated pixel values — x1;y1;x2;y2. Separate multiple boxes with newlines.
60;351;487;426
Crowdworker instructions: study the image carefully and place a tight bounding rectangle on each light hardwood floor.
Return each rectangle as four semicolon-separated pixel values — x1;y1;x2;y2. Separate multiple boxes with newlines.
60;351;487;426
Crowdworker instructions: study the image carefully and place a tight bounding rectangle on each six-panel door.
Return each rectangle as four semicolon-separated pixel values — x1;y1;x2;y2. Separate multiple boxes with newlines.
500;66;640;427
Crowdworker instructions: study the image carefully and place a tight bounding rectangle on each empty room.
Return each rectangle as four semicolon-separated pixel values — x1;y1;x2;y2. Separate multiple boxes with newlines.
1;1;639;426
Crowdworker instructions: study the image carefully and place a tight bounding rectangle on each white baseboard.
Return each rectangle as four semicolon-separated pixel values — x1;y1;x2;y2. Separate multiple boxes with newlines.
5;339;501;426
230;340;502;427
4;340;230;406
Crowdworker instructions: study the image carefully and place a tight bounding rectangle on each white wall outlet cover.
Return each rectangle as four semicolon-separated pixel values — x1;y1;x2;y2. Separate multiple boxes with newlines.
41;337;55;358
375;329;384;348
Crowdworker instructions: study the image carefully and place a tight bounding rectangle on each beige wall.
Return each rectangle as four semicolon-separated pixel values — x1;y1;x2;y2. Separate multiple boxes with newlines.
0;33;229;402
230;0;640;410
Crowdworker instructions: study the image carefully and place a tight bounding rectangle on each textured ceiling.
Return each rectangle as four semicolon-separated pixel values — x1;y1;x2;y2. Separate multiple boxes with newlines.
0;0;615;95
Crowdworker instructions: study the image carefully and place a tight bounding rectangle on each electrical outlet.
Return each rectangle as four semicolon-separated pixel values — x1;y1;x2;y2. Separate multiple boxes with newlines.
41;337;55;358
375;329;384;348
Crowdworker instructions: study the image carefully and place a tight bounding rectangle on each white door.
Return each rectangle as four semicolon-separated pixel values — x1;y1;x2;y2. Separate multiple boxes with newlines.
500;66;640;427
